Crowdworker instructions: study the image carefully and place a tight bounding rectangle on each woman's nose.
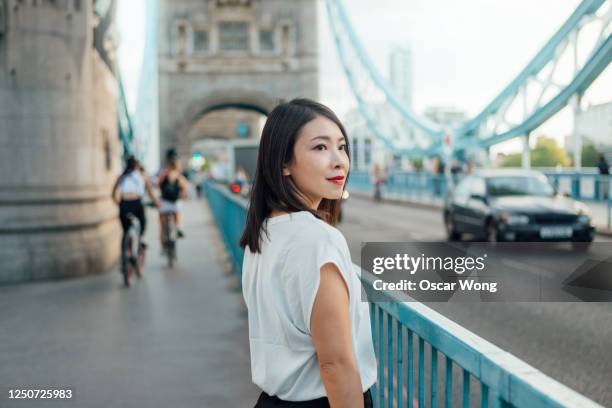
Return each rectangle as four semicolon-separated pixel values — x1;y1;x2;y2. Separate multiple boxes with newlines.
331;148;348;169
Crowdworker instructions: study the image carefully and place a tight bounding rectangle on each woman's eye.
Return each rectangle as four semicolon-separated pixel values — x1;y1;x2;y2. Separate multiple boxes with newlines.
339;144;347;151
315;144;327;151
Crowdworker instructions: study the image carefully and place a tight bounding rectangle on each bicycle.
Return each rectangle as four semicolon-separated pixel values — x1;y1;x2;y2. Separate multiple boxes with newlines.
121;213;146;287
161;211;178;268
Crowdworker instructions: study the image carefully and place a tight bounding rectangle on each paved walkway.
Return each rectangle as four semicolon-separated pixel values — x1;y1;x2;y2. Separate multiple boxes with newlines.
0;199;259;408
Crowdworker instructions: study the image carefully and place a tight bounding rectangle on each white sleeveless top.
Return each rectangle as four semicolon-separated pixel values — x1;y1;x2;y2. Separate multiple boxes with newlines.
242;211;377;401
118;170;145;197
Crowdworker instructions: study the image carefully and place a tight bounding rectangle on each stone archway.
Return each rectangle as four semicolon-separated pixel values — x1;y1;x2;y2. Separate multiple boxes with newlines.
158;0;319;163
162;91;278;161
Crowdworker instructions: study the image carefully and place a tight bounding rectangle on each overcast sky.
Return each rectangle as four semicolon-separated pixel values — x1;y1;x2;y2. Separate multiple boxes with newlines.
118;0;612;152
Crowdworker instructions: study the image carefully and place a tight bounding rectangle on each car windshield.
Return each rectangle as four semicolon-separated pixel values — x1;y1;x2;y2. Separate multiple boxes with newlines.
486;176;555;197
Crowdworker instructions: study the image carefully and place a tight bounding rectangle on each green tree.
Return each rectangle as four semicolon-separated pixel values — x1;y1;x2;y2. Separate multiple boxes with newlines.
531;136;571;167
581;143;600;167
500;153;522;167
500;136;571;167
411;157;423;171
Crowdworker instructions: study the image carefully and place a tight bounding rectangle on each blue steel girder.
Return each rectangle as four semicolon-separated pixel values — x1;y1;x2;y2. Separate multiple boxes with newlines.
457;33;612;150
326;0;611;158
118;73;135;159
93;0;117;73
455;0;612;150
326;0;443;157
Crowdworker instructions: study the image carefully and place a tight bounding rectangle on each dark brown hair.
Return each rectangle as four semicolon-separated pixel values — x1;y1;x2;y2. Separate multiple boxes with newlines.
239;98;351;253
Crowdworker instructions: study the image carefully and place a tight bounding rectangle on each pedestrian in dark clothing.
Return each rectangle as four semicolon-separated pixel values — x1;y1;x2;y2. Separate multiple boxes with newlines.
598;154;609;200
598;154;609;175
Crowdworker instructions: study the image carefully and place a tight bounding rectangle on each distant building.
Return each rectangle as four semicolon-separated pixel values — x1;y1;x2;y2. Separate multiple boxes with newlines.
424;106;467;127
343;108;377;171
565;101;612;154
389;46;414;109
343;105;421;172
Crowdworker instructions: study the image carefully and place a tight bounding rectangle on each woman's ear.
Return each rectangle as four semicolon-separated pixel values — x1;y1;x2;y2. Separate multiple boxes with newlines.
282;167;291;176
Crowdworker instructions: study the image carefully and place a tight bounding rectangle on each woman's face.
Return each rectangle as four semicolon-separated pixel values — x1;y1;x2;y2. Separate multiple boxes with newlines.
284;115;349;210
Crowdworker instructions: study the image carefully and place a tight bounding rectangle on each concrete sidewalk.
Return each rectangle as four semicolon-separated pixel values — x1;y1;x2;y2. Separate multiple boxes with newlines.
0;199;258;408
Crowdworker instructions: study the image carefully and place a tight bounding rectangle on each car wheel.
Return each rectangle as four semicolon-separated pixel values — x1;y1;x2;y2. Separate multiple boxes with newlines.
444;213;461;241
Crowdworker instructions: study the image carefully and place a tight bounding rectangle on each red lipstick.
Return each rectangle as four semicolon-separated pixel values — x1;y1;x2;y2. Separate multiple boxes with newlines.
327;176;345;185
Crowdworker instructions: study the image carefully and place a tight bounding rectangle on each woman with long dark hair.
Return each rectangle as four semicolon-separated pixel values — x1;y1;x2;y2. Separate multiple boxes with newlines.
240;99;376;407
112;156;159;244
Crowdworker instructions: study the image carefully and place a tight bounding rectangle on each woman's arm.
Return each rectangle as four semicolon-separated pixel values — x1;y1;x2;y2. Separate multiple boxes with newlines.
179;175;189;199
311;263;364;408
143;175;161;208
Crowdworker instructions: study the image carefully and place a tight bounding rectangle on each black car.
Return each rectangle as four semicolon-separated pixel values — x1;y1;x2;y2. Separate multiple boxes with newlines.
443;170;595;245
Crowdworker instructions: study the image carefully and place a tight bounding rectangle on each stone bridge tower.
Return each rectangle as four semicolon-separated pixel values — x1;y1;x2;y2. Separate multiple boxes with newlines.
0;0;121;283
157;0;319;157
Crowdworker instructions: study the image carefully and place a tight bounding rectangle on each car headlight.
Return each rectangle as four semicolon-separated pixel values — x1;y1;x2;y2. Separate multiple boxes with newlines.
500;213;530;225
575;202;592;224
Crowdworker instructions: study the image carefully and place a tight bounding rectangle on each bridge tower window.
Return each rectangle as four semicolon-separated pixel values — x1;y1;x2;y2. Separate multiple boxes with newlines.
259;29;275;53
174;20;190;56
193;30;209;53
219;21;250;52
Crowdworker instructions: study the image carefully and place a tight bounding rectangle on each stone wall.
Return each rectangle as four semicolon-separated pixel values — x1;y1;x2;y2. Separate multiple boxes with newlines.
0;0;121;283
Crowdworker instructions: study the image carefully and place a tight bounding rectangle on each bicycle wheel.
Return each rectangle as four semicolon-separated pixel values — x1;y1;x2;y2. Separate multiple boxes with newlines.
131;255;140;279
121;235;130;287
168;216;177;265
126;238;136;287
137;243;146;277
167;241;175;268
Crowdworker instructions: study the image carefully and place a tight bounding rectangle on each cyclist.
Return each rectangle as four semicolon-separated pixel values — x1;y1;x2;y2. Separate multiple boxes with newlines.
157;149;188;241
112;156;160;249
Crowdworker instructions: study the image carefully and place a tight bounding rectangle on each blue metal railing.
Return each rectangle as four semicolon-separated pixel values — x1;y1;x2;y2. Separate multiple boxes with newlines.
203;181;247;275
544;172;611;202
349;171;450;202
203;180;602;408
348;170;612;229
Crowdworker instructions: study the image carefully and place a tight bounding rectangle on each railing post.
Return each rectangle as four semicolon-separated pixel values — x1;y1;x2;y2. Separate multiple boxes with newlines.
572;173;580;199
445;357;453;408
418;337;425;407
387;314;394;408
407;330;414;408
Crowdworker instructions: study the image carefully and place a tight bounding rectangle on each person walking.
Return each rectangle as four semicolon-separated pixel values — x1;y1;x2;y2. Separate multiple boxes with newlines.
371;162;386;202
240;99;376;407
598;154;609;199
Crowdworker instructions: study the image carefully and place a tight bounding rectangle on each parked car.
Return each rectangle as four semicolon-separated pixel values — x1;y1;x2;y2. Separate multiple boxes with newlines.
443;170;595;247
